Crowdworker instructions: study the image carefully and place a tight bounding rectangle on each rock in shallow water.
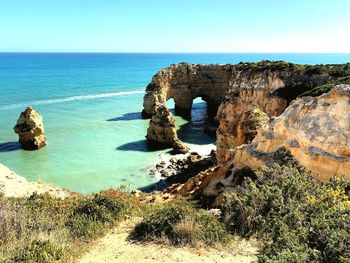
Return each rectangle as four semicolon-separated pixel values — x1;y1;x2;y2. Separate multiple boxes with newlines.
14;106;47;150
146;106;189;153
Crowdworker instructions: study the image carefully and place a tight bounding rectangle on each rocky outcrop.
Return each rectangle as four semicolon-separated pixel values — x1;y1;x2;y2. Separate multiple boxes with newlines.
216;102;270;163
161;85;350;206
143;62;332;118
146;106;189;153
0;163;69;198
14;106;47;150
229;84;350;180
214;65;333;164
142;63;234;118
143;62;333;161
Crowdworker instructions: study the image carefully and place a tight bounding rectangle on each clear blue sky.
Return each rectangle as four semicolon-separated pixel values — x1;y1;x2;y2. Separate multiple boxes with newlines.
1;0;349;52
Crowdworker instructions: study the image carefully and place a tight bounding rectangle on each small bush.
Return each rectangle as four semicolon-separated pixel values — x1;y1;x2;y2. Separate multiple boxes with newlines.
132;201;190;241
194;210;229;245
0;191;132;261
132;199;229;246
221;165;350;262
66;194;130;239
11;239;63;263
72;195;128;223
300;76;350;97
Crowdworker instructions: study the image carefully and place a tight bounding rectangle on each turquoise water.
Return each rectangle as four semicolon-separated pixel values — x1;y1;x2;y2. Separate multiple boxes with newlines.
1;53;350;193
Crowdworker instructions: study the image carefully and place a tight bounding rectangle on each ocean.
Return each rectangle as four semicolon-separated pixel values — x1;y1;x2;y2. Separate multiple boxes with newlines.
1;53;350;194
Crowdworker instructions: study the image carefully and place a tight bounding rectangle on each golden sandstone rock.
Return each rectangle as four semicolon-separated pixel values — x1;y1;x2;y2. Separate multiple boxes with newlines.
146;106;189;154
143;62;350;206
14;106;47;150
234;84;350;180
142;62;331;162
143;63;350;206
172;85;350;206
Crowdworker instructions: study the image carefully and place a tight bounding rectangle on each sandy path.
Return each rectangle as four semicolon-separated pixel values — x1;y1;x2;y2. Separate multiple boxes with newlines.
78;219;257;263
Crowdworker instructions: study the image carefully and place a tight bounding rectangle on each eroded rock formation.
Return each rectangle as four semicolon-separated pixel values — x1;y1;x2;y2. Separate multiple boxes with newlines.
216;102;270;163
143;62;333;159
14;106;47;150
231;84;350;180
143;62;332;118
142;63;234;118
146;106;189;153
143;62;350;206
160;85;350;206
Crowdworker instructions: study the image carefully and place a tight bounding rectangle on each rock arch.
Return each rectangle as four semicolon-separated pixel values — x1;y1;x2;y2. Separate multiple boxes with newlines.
143;62;335;154
142;63;233;118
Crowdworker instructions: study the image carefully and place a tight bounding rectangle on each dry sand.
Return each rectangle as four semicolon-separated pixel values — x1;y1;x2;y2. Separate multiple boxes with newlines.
78;219;258;263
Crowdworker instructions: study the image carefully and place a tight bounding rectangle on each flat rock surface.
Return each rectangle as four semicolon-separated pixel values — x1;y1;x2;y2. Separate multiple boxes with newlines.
0;163;68;198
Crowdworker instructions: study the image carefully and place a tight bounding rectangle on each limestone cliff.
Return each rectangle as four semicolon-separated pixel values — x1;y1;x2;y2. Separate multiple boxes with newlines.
143;62;336;161
143;62;350;206
142;63;233;118
142;62;333;118
231;84;350;180
165;84;350;206
14;106;47;150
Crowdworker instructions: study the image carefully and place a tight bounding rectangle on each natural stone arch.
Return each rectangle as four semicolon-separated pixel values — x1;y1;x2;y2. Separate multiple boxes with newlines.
168;92;220;120
143;62;335;155
142;63;233;118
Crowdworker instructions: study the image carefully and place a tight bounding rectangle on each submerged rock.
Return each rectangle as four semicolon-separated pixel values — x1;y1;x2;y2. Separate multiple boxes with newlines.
14;106;47;150
146;106;189;153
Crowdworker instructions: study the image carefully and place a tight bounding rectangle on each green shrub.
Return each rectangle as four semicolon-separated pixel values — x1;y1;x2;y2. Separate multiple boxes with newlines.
11;239;63;263
194;210;229;245
132;199;229;246
221;165;350;263
65;215;105;239
300;75;350;97
66;194;130;239
132;201;190;241
72;195;128;223
0;191;132;261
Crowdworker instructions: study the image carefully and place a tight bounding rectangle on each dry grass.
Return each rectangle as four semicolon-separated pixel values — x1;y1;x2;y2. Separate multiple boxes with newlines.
0;191;132;262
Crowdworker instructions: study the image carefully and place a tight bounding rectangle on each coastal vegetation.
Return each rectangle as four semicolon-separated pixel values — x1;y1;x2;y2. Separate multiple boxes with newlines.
222;165;350;262
131;199;229;246
2;166;349;262
0;190;132;262
237;60;350;78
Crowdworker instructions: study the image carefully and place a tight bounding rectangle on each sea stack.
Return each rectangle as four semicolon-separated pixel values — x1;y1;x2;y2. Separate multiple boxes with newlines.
14;106;47;150
146;106;189;154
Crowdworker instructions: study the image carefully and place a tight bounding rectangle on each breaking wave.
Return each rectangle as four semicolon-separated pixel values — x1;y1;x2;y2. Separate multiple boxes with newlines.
0;90;145;110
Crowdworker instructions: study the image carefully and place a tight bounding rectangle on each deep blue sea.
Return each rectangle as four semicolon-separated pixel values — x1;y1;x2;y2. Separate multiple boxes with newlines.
1;53;350;193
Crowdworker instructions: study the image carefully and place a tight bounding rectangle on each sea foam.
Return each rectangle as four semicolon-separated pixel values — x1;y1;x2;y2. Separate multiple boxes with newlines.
0;90;144;110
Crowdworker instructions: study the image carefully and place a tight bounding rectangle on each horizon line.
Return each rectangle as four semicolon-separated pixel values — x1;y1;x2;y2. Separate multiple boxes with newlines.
1;51;350;55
